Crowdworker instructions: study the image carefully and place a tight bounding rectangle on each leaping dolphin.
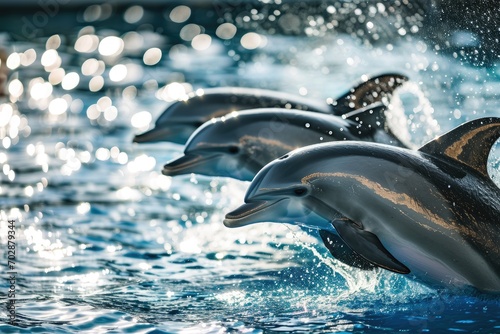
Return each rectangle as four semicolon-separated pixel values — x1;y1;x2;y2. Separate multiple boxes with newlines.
133;73;408;144
162;103;409;181
224;117;500;292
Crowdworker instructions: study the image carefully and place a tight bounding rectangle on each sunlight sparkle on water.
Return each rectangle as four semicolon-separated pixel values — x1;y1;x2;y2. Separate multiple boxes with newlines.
24;226;76;261
6;53;21;70
143;47;162;65
8;79;23;99
21;49;37;66
95;147;110;161
116;186;142;201
49;98;68;115
191;34;212;51
215;291;247;305
241;32;267;49
41;49;61;70
81;58;104;76
216;23;237;40
157;82;191;102
75;34;99;53
127;154;156;172
146;173;171;191
46;34;61;49
109;64;127;82
89;76;104;92
61;72;80;90
124;5;144;24
0;103;13;127
29;78;53;100
103;106;118;121
48;68;65;85
169;5;191;23
180;24;201;42
76;202;91;214
56;272;106;293
98;36;124;57
179;237;202;254
131;111;152;128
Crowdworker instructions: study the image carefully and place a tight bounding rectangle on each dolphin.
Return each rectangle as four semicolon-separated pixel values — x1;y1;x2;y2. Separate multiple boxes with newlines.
162;102;409;181
224;117;500;291
133;73;408;144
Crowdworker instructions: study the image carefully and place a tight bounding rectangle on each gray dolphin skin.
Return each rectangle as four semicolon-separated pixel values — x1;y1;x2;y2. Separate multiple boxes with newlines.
224;117;500;292
133;73;408;144
162;102;408;181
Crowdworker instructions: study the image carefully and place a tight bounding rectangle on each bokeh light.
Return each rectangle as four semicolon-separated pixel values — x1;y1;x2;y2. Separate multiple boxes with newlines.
75;34;99;53
241;32;267;50
109;64;127;82
169;5;191;23
131;111;152;128
61;72;80;90
180;24;201;41
98;36;124;57
191;34;212;51
124;5;144;24
216;23;237;40
6;53;21;70
143;48;162;65
48;98;68;115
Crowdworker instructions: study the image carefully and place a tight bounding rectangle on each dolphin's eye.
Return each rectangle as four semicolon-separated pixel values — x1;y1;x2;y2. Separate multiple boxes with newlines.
228;145;239;154
294;187;308;196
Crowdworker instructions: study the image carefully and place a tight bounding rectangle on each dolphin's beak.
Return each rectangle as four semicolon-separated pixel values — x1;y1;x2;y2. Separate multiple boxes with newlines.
223;199;285;228
133;125;195;144
133;127;172;143
162;153;219;176
162;154;201;176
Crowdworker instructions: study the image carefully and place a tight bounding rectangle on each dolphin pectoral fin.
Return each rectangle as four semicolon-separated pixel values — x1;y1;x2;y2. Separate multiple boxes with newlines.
419;117;500;179
319;229;375;270
332;218;410;274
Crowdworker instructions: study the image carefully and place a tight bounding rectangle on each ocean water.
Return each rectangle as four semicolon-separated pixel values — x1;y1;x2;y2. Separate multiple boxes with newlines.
0;1;499;333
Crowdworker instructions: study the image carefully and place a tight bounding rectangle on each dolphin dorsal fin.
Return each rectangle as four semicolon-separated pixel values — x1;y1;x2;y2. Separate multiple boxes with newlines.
419;117;500;178
330;73;409;115
342;102;386;134
343;102;410;148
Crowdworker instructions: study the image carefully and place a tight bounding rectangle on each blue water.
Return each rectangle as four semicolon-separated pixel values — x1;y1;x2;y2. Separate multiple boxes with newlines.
1;2;500;333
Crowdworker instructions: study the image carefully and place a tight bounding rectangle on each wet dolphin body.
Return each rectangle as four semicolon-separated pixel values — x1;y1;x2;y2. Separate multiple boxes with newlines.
224;117;500;292
162;102;409;181
133;73;408;144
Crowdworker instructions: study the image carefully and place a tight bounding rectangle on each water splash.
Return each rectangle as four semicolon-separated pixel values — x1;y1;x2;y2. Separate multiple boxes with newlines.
389;81;440;147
